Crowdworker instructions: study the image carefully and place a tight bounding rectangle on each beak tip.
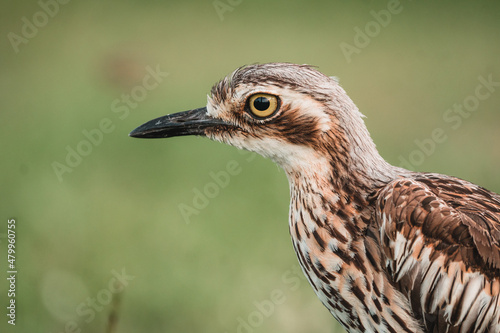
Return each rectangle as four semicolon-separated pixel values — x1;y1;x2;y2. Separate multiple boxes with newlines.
128;129;141;138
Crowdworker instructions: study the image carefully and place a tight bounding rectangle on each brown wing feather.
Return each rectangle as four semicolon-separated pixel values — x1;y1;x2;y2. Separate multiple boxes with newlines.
378;173;500;278
373;173;500;332
414;173;500;274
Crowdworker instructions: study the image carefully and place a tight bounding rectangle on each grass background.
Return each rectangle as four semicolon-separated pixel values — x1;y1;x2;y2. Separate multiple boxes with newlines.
1;0;500;332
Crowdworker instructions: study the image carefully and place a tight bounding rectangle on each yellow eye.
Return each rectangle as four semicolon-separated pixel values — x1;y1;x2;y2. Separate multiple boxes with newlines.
248;93;279;118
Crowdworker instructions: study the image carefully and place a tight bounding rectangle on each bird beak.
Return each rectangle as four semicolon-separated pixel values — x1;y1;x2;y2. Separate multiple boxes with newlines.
129;107;227;139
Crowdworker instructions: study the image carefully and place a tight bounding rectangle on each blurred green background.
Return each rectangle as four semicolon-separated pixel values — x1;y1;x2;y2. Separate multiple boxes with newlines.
1;0;500;332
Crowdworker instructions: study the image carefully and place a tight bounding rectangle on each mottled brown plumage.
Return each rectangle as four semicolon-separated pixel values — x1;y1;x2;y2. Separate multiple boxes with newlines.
130;63;500;333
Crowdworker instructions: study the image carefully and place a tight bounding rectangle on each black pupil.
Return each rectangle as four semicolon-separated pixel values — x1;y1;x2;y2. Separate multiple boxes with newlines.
253;97;270;111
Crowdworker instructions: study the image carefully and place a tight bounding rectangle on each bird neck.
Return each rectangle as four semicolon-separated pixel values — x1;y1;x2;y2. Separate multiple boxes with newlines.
287;164;373;238
285;131;401;237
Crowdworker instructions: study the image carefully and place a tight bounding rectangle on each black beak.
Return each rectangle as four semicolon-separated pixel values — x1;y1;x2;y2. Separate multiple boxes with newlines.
129;107;226;139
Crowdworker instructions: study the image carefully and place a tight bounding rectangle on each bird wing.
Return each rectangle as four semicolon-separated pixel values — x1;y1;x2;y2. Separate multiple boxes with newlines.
373;173;500;332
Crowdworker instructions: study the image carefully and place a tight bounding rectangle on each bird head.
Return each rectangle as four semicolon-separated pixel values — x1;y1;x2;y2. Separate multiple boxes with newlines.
130;63;388;180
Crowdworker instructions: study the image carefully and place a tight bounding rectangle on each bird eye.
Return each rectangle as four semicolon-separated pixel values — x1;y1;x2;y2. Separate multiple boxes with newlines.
247;93;279;118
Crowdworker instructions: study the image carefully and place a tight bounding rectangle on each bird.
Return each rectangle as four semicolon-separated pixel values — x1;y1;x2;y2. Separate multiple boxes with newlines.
130;63;500;333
